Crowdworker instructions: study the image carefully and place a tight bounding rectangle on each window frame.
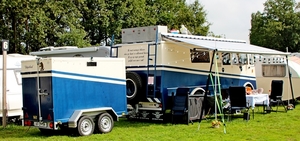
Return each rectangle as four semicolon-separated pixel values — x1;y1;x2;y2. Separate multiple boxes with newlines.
14;69;22;85
262;64;286;77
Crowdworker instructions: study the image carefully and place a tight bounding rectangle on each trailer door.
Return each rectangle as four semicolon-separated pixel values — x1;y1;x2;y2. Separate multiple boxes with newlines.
37;76;53;125
22;61;54;129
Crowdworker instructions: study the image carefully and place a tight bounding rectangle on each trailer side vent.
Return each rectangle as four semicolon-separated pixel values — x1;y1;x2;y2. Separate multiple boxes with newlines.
87;62;97;66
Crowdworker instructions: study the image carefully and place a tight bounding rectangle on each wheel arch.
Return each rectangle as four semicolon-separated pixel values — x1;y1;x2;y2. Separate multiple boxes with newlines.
190;87;205;95
243;82;255;89
68;107;118;128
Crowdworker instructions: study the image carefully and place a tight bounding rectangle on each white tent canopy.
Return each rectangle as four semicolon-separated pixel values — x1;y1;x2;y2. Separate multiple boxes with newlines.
161;33;288;55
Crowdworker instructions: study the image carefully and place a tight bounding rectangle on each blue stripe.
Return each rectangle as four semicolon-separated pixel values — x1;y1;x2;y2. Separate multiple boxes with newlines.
51;70;125;82
126;65;256;79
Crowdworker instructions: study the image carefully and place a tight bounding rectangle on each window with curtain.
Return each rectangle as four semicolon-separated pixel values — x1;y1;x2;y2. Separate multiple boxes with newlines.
262;65;286;77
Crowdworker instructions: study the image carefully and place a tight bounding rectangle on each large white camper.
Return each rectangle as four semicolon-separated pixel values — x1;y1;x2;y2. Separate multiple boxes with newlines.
0;54;36;120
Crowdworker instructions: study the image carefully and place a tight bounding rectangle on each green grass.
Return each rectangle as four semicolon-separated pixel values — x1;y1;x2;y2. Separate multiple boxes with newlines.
0;104;299;141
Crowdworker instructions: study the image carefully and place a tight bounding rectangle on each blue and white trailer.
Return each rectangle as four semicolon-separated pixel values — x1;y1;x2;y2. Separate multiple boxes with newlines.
30;26;288;122
21;57;127;136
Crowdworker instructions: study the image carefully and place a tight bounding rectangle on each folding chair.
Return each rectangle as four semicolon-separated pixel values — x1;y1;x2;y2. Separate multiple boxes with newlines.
227;86;251;121
269;80;287;112
171;87;189;124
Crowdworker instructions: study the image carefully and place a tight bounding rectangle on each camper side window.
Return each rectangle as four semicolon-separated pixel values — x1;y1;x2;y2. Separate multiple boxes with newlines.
239;54;248;65
222;53;231;65
232;53;239;64
248;54;255;65
262;65;286;77
14;70;22;85
231;53;248;65
190;49;210;63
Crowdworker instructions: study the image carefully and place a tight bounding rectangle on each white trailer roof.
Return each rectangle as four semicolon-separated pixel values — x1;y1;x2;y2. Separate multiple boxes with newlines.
161;33;288;55
0;54;36;69
30;47;99;56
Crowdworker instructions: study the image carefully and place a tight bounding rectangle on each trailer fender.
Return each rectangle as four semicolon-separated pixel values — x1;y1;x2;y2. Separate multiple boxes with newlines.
126;71;143;105
68;107;118;128
190;87;205;95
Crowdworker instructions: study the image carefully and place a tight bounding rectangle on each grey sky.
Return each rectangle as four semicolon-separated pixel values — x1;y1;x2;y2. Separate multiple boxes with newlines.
186;0;266;43
187;0;266;43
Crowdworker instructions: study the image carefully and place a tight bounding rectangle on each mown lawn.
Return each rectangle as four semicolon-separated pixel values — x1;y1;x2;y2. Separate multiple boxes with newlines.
0;104;299;141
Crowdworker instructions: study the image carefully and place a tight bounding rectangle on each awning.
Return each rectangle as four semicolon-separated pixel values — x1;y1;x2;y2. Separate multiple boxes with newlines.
161;33;288;55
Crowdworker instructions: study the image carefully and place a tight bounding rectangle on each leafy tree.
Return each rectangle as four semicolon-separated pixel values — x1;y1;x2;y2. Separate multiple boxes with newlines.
41;0;89;48
207;32;224;38
78;0;129;45
0;0;28;53
56;25;91;47
141;0;210;35
177;0;210;35
145;0;187;30
0;0;89;54
78;0;111;45
123;0;156;28
22;1;49;53
250;0;300;52
106;0;128;44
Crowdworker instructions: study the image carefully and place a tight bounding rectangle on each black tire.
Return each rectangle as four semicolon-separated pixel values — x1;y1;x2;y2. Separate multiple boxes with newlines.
126;71;143;105
97;113;114;133
59;124;75;135
77;116;95;136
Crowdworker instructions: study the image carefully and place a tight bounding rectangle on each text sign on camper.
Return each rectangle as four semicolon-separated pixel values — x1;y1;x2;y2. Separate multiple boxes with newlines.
2;40;9;51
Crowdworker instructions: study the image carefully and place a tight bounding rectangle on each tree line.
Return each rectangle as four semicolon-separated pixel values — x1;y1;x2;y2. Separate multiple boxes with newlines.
250;0;300;52
0;0;210;54
3;0;299;54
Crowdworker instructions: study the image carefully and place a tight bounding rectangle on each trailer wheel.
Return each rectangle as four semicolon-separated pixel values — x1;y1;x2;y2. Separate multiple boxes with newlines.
126;72;143;105
77;116;95;136
97;113;114;133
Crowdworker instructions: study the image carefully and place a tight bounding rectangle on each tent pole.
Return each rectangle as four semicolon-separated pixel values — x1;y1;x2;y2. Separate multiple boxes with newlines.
214;72;217;120
286;55;295;108
214;53;218;120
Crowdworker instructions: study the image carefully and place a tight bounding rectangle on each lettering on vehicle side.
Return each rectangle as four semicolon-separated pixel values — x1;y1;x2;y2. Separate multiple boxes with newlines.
25;65;33;69
124;48;147;63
